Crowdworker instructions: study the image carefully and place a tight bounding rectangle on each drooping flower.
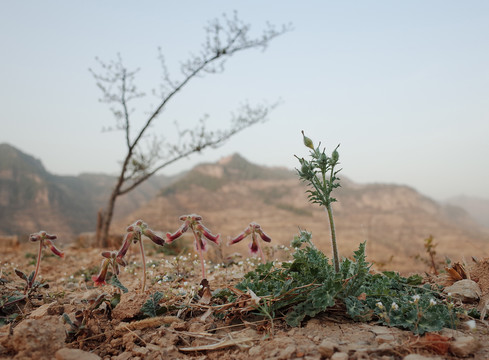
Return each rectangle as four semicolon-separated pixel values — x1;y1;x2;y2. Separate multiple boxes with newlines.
113;220;164;292
166;214;220;279
26;231;64;293
92;251;120;287
29;231;64;258
229;222;271;263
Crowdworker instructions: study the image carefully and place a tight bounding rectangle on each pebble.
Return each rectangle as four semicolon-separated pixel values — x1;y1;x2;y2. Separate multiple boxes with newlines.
112;352;132;360
450;335;480;357
375;334;395;344
29;302;54;319
443;279;481;303
403;354;440;360
440;328;480;357
318;339;338;358
55;348;101;360
331;352;348;360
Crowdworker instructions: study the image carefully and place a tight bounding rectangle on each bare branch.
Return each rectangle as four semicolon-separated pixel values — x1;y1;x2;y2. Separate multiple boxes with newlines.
93;12;291;246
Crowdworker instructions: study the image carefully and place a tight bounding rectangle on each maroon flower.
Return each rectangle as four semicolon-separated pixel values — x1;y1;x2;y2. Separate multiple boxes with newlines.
166;214;220;279
30;231;64;258
229;222;271;263
92;250;121;287
92;259;110;287
113;220;164;292
26;231;64;293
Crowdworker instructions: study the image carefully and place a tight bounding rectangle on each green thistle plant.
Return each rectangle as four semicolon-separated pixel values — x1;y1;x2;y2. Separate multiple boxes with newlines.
295;131;341;272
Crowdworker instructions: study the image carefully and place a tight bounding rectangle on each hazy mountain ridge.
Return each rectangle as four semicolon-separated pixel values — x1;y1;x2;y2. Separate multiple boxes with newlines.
445;195;489;229
2;144;488;272
116;154;489;272
0;143;172;240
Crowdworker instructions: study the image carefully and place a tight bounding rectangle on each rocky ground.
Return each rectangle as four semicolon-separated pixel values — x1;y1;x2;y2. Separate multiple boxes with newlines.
0;242;488;360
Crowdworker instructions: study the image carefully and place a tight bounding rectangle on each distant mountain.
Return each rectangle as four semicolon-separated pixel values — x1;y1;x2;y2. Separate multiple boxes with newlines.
444;195;489;229
117;154;489;273
0;143;173;240
3;145;489;272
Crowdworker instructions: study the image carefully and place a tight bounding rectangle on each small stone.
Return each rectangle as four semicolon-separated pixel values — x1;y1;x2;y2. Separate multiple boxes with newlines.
55;348;101;360
450;335;480;357
331;352;349;360
443;279;481;303
376;334;395;344
7;317;65;359
249;345;263;357
112;352;132;360
279;344;297;359
403;355;440;360
29;302;53;319
370;325;392;335
132;346;149;357
318;339;338;358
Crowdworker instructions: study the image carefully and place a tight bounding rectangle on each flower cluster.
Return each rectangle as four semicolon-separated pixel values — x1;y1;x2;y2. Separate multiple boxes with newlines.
166;214;220;279
92;216;273;290
229;222;271;264
93;220;164;292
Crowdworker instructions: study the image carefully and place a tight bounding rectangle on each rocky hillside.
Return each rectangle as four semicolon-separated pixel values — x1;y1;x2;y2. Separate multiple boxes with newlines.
116;154;489;272
0;143;172;240
445;195;489;229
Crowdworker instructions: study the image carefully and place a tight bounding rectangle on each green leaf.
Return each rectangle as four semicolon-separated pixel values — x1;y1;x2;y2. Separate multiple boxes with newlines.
141;291;165;318
110;293;121;308
62;313;74;326
108;274;128;293
14;268;27;281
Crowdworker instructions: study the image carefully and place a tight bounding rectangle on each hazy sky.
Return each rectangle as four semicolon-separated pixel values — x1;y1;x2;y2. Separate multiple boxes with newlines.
1;1;488;201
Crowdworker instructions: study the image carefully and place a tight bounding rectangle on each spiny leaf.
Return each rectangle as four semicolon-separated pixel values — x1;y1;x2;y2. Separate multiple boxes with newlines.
141;291;165;318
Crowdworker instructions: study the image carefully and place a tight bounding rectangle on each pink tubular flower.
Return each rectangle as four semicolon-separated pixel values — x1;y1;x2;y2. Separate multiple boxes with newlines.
166;214;220;279
112;220;164;292
92;251;122;287
30;231;64;258
229;222;271;263
92;258;110;286
26;231;64;293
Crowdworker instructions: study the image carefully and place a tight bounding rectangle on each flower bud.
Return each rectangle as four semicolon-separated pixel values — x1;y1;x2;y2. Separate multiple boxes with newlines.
331;149;339;164
301;130;314;150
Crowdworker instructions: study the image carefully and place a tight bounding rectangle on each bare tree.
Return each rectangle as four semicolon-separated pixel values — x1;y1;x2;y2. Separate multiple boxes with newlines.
90;12;291;247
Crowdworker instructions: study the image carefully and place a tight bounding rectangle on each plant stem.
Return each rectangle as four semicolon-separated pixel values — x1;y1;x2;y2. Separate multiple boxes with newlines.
27;241;43;293
254;234;266;264
325;204;340;273
139;240;147;293
192;229;206;279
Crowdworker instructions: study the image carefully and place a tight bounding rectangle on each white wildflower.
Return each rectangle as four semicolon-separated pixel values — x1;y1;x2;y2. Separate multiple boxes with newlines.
465;320;476;331
391;302;399;311
412;295;420;303
429;298;436;306
376;302;384;310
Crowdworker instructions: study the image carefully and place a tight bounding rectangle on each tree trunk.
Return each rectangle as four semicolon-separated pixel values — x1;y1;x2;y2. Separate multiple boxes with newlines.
97;189;119;247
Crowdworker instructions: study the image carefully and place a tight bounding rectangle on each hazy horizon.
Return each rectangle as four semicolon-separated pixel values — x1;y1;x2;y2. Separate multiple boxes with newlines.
1;1;488;201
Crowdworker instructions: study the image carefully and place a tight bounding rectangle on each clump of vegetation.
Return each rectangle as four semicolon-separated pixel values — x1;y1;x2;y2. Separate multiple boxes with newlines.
229;222;271;263
226;132;459;335
166;214;220;280
232;230;457;334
